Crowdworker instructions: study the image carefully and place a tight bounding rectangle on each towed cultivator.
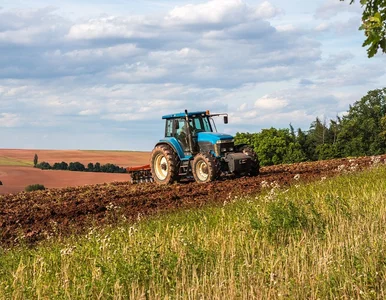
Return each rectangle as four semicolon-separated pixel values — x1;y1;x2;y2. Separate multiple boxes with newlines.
126;165;153;184
128;109;260;185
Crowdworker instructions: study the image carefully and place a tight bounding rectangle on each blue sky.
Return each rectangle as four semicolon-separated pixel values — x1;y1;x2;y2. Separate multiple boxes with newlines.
0;0;385;151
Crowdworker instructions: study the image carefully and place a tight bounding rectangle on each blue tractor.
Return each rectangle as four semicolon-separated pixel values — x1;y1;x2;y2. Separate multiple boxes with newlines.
150;110;259;184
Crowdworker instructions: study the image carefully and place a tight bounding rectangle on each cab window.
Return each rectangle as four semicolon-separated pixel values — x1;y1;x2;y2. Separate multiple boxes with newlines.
192;117;212;132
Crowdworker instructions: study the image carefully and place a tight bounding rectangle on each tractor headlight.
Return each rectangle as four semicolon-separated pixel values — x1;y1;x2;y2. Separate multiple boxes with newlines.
216;139;234;144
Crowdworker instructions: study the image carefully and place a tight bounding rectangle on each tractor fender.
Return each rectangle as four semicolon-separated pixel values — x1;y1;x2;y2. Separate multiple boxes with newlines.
156;138;188;160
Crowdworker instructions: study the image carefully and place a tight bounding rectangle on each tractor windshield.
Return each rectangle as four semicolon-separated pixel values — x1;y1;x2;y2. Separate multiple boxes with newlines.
191;116;212;133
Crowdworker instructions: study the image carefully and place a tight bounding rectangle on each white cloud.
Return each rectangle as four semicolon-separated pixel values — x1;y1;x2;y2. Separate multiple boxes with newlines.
253;1;282;19
0;1;385;150
254;95;288;110
0;113;21;127
79;109;100;116
315;0;361;20
275;24;296;32
66;16;156;40
165;0;280;27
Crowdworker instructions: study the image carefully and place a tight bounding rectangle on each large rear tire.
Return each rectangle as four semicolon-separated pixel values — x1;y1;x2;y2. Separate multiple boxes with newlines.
239;145;260;176
150;145;179;185
192;152;220;183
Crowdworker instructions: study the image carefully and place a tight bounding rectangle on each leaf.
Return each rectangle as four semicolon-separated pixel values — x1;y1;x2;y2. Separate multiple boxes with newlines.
381;38;386;52
367;42;378;57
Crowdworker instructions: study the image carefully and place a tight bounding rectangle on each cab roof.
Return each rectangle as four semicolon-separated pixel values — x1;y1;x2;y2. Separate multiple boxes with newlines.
162;111;207;119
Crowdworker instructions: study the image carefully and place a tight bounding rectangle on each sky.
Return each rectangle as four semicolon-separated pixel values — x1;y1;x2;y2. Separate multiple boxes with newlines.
0;0;385;151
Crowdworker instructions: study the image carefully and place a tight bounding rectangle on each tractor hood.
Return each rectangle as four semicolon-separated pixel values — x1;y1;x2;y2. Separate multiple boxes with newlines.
196;132;234;144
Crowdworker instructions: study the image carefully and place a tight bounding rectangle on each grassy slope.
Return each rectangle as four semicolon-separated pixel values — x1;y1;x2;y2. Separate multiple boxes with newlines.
1;166;386;299
0;157;33;166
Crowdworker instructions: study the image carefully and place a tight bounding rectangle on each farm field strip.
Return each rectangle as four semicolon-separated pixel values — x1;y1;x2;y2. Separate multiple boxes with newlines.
0;149;151;195
0;156;33;166
1;154;385;246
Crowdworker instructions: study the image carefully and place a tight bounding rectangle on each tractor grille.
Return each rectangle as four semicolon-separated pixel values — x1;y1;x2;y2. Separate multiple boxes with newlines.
215;141;235;157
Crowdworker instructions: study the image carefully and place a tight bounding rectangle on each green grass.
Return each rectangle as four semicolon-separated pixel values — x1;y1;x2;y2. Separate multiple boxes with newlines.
0;157;33;166
1;166;386;299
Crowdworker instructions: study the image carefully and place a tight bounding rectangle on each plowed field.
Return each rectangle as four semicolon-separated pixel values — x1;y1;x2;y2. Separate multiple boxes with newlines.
0;149;150;194
1;155;385;247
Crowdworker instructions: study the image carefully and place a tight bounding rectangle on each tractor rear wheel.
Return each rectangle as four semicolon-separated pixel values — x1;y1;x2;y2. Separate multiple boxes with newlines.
239;145;260;176
192;152;220;183
151;145;179;185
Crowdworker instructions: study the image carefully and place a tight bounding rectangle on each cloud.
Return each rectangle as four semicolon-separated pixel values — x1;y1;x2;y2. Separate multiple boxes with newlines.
314;0;361;20
0;113;21;127
0;1;385;150
255;95;288;110
66;16;157;40
165;0;281;28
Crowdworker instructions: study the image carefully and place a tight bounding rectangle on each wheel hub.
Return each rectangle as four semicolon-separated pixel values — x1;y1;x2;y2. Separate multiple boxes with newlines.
196;160;209;181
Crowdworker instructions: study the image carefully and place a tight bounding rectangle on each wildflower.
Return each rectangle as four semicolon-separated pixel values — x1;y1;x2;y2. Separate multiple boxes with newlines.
337;164;346;172
371;156;381;165
260;180;269;188
60;246;76;256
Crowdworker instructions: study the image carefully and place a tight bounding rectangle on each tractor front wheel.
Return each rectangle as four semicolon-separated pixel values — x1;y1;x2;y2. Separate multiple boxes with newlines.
192;152;220;183
151;145;179;185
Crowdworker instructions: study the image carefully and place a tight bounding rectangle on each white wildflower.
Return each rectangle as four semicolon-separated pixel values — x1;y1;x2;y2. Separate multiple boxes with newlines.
337;164;346;172
260;180;269;188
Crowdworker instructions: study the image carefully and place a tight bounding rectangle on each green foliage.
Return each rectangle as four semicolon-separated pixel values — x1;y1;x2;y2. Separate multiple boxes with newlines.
341;0;386;57
94;162;101;172
87;162;94;171
52;161;68;170
35;161;52;170
235;88;386;165
68;162;86;172
337;88;386;156
33;154;38;167
315;143;340;160
36;160;127;173
25;184;46;192
235;128;307;166
99;163;127;173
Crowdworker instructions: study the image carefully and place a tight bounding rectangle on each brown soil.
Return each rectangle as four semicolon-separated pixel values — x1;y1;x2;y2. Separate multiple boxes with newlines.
0;149;150;167
1;155;385;247
0;149;150;195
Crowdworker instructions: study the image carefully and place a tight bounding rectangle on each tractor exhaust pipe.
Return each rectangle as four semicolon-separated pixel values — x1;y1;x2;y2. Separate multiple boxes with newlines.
184;109;194;154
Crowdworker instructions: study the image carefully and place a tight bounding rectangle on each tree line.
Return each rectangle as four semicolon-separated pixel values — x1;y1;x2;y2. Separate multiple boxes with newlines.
35;161;127;173
235;88;386;166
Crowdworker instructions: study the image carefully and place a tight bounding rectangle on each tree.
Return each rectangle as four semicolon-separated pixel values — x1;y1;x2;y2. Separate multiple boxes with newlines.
33;154;38;167
36;161;52;170
94;162;101;172
337;88;386;156
87;162;94;172
341;0;386;57
68;162;85;172
52;161;68;170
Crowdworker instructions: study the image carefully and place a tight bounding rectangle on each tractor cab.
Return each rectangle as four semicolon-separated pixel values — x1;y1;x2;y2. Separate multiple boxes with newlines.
162;110;231;157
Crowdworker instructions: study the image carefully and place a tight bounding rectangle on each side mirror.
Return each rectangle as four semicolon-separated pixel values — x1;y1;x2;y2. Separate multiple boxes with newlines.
173;119;179;130
224;115;228;124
